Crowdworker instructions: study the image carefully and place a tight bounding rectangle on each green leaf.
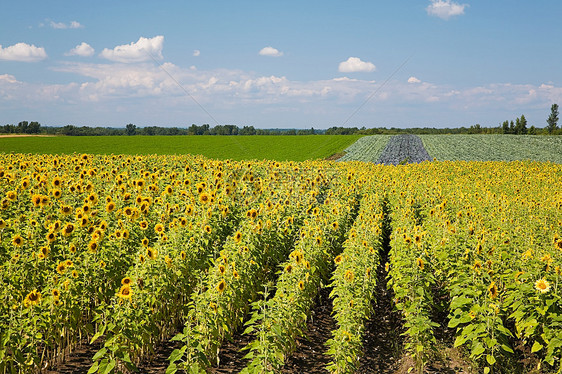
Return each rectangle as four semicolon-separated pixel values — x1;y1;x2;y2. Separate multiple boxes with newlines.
101;359;115;374
90;331;104;344
169;349;183;363
165;363;177;374
486;354;496;365
87;361;99;374
92;347;107;362
531;341;543;353
484;367;490;374
471;343;485;358
501;344;514;354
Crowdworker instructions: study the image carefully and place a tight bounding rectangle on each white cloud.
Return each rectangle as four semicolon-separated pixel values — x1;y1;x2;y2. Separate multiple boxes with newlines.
0;43;47;62
338;57;376;73
50;20;84;29
100;36;164;63
427;0;468;20
408;76;421;83
66;42;95;57
193;50;200;57
259;46;283;57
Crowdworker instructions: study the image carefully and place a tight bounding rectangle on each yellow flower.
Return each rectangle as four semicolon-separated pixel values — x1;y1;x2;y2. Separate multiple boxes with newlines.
24;289;42;307
117;285;133;300
217;279;226;293
146;247;157;260
12;234;24;247
416;257;424;270
534;278;551;294
488;282;498;300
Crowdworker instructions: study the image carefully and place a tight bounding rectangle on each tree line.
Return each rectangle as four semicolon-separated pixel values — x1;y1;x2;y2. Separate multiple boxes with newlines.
2;104;559;136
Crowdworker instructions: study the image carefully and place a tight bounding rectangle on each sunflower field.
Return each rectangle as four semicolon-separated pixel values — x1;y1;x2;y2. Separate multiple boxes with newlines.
0;152;561;374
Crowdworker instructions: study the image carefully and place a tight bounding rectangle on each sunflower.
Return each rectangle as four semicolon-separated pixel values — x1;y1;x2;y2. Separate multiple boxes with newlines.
46;231;57;243
12;234;24;247
31;194;42;207
56;262;67;274
6;190;17;201
0;218;6;229
209;302;218;314
199;192;210;204
216;279;226;293
234;231;242;243
334;255;343;265
218;264;226;275
141;237;149;247
71;270;79;278
180;250;187;260
146;247;157;260
40;246;50;258
315;237;322;246
51;288;60;299
99;260;106;269
154;223;164;234
121;276;133;286
117;285;133;300
88;240;99;253
285;264;293;273
105;201;116;213
488;282;498;300
24;289;42;307
185;205;194;216
204;225;212;234
344;270;355;282
416;257;425;270
534;278;551;293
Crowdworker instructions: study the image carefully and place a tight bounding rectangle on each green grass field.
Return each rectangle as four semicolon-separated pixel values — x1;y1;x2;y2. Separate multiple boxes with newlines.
0;135;361;161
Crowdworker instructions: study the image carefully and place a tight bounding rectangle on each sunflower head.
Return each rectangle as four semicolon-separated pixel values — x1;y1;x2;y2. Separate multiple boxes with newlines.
534;278;551;294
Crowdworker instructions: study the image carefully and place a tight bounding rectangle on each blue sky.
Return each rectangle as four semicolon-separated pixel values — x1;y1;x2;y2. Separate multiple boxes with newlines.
1;0;561;129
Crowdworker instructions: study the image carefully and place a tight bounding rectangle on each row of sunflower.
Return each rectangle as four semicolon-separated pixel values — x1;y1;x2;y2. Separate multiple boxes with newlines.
239;167;359;374
325;176;386;374
166;161;333;373
386;175;439;373
384;161;561;373
1;152;561;373
421;161;562;373
0;153;294;373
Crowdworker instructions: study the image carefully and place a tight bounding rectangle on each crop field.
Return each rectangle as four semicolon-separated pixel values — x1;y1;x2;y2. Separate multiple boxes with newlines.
419;135;562;163
340;135;562;163
1;150;561;374
0;135;361;162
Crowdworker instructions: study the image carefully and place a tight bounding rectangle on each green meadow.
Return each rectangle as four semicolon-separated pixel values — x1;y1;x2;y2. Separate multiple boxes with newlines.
0;135;361;161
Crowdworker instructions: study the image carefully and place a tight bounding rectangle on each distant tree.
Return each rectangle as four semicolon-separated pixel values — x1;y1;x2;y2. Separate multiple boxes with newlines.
528;125;537;135
502;120;510;134
517;115;528;135
547;103;559;134
469;124;482;134
125;123;137;136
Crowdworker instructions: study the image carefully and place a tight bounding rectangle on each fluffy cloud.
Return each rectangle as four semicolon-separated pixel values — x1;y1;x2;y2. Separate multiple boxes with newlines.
426;0;468;20
66;42;95;57
100;36;164;63
0;43;47;62
259;46;283;57
193;50;200;57
338;57;376;73
408;76;421;83
50;20;83;29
